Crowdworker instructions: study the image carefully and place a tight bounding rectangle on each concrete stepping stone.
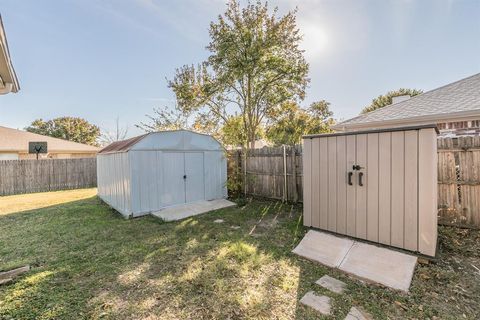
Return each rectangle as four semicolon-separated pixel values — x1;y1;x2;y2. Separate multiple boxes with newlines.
230;225;241;229
345;306;372;320
299;291;331;315
339;242;417;292
213;219;224;223
292;230;354;268
315;275;346;294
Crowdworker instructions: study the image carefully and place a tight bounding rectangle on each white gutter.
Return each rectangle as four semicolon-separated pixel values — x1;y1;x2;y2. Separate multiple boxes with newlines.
333;109;480;132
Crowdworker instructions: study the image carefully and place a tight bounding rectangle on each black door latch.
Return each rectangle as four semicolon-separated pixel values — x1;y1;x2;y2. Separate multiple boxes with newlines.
183;175;187;179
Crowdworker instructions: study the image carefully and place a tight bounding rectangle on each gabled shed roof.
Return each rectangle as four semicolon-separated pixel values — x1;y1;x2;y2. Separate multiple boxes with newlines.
98;134;148;154
98;130;223;154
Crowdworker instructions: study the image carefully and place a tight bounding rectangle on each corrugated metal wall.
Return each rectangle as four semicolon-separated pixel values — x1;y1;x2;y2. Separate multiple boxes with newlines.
97;131;227;218
128;150;227;217
97;152;131;216
303;127;437;256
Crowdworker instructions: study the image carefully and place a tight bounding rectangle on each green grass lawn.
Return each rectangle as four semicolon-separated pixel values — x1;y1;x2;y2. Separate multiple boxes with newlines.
0;189;479;319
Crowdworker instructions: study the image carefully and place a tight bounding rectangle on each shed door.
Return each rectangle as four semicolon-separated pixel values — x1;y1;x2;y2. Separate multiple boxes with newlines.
162;152;186;206
185;152;205;203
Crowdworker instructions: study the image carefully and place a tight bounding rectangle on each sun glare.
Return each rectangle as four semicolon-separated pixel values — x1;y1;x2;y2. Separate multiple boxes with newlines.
300;22;330;58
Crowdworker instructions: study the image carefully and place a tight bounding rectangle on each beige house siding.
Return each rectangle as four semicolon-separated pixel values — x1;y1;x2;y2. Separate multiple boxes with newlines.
302;126;438;256
0;152;19;160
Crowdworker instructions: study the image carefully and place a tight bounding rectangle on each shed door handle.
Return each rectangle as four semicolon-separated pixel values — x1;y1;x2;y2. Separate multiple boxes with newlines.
358;172;364;186
348;172;353;185
183;175;187;179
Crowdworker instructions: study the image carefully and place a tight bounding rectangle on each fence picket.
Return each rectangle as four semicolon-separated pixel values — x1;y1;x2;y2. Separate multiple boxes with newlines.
228;137;480;228
0;158;97;196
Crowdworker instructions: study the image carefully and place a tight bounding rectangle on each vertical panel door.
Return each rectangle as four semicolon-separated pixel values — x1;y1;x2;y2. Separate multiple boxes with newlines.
355;134;368;239
185;152;205;203
346;135;356;236
162;152;186;206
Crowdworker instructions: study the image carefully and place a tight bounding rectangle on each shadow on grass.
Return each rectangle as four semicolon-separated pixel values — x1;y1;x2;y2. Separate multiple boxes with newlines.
0;196;310;319
1;195;479;319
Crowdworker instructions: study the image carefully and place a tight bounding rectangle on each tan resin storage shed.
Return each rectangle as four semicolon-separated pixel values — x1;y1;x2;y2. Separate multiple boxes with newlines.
302;125;438;256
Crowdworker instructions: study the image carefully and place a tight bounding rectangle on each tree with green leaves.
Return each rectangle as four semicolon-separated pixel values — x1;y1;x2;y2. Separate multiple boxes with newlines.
361;88;423;114
266;100;335;145
167;0;309;149
25;117;100;146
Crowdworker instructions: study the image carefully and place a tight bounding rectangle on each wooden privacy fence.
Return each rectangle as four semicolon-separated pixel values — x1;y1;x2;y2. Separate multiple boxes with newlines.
437;136;480;227
0;158;97;196
228;137;480;228
228;146;303;202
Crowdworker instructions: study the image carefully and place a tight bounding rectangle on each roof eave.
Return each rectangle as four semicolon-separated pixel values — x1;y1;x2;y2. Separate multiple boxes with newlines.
333;109;480;132
0;15;19;93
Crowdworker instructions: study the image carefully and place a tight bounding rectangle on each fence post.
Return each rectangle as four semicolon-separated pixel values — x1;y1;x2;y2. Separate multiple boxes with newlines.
283;145;287;202
243;149;247;196
292;146;298;203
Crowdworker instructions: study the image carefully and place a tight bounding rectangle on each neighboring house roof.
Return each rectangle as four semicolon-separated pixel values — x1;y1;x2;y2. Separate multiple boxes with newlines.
0;126;100;153
0;15;19;94
334;73;480;131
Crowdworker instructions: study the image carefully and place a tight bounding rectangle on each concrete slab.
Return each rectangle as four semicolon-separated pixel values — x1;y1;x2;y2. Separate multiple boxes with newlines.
299;292;331;315
315;275;347;294
292;230;354;268
213;219;224;223
293;230;418;292
345;306;372;320
151;199;236;222
339;242;417;292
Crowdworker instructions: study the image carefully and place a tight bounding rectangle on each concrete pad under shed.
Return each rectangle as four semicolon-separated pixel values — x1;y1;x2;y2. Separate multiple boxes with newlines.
299;292;331;315
151;199;235;221
292;230;354;268
339;242;417;292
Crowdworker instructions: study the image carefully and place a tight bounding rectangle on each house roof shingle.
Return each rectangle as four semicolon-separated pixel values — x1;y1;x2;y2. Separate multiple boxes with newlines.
0;126;100;153
335;73;480;129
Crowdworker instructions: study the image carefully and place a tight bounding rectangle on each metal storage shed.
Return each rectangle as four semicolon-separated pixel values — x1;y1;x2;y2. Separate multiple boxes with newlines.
302;125;438;257
97;130;227;218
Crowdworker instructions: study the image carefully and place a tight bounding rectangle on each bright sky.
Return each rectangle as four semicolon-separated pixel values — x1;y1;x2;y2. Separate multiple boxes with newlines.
1;0;479;137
